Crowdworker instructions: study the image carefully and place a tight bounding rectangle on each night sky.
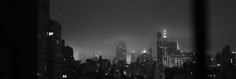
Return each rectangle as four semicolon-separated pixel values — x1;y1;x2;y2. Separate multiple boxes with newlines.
50;0;235;60
209;0;236;55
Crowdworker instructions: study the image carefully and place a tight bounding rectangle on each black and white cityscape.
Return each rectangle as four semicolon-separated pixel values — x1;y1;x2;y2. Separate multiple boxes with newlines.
36;0;236;79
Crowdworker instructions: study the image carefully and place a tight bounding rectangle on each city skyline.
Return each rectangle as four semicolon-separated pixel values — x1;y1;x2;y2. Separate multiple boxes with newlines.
50;0;236;60
50;0;193;60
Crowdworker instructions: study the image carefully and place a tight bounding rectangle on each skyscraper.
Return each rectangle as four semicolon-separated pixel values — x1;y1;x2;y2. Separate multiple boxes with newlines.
115;40;127;62
38;19;63;79
157;32;163;65
156;30;167;79
130;50;136;63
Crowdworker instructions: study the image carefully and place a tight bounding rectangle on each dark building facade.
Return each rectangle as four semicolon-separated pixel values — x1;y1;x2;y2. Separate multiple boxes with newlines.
38;19;63;79
61;43;75;79
0;48;8;79
136;50;154;79
38;0;58;79
167;42;178;55
38;1;66;78
216;45;236;79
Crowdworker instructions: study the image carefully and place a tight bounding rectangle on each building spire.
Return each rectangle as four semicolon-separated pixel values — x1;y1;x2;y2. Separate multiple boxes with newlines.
177;40;180;50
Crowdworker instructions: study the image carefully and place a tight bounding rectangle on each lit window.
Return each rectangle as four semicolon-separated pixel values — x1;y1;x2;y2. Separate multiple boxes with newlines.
130;50;135;53
230;59;233;63
62;75;67;78
211;58;214;61
232;51;236;54
56;40;59;44
105;73;108;75
163;36;167;38
213;74;216;77
142;49;147;53
123;71;127;75
47;32;54;36
37;73;39;76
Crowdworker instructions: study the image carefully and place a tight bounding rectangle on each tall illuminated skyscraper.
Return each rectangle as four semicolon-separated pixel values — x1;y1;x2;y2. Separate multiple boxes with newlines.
156;31;166;79
115;40;127;61
155;29;169;79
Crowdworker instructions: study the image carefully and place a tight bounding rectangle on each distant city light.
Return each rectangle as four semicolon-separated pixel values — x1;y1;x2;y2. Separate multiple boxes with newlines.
217;64;221;67
105;73;108;75
62;75;67;78
126;55;131;64
230;59;233;63
210;58;214;61
123;71;127;75
56;40;59;44
213;74;216;77
130;50;135;53
47;32;54;36
163;36;167;38
142;49;147;53
232;51;236;54
144;75;147;78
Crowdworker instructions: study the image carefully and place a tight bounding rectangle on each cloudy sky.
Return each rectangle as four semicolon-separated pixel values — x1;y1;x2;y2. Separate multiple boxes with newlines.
209;0;236;55
50;0;235;60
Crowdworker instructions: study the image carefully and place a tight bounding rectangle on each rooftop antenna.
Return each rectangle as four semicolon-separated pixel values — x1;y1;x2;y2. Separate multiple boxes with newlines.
162;24;167;38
